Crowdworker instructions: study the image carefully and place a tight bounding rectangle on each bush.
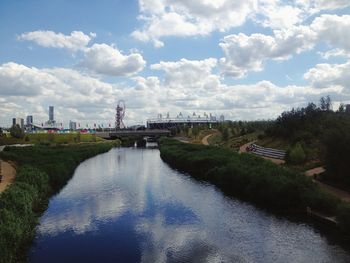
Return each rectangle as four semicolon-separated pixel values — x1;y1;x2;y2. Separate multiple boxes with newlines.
159;138;330;212
9;125;24;139
286;142;306;165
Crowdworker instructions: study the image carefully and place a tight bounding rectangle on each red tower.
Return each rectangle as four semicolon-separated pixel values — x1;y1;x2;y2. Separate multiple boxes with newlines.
115;100;125;130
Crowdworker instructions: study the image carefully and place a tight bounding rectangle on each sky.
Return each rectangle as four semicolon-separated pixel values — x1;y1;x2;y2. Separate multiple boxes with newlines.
1;0;350;127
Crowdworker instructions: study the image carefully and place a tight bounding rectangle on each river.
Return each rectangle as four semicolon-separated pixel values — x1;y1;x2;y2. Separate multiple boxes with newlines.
29;147;350;263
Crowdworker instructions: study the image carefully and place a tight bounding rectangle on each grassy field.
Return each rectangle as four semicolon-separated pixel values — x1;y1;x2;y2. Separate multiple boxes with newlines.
0;141;119;263
0;133;104;146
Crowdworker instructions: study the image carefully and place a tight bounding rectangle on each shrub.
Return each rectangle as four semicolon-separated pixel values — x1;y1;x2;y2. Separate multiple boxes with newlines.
286;142;306;165
9;125;24;139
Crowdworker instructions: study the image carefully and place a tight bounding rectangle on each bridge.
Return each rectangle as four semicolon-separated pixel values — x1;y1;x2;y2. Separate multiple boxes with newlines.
147;118;219;129
96;129;171;139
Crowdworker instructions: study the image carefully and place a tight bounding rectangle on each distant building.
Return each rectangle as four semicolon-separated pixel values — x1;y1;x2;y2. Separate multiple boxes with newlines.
26;115;33;125
346;104;350;113
219;114;225;122
49;106;54;123
12;118;24;129
69;121;77;130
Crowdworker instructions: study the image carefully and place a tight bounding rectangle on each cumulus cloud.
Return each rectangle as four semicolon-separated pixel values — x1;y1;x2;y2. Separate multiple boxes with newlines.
311;14;350;53
80;44;146;76
132;0;350;47
219;26;316;77
0;62;120;126
304;61;350;89
132;0;257;47
220;14;350;77
1;57;348;127
19;30;96;51
0;62;58;96
297;0;350;11
151;58;219;90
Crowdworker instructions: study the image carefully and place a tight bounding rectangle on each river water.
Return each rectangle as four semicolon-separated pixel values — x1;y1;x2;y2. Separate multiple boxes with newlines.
29;147;350;263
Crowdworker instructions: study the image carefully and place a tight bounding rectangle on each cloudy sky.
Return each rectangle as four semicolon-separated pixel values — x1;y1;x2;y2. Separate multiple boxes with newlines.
1;0;350;127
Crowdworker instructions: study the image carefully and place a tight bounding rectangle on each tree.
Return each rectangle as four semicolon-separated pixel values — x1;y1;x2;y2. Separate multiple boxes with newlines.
338;103;346;113
192;126;200;138
222;127;229;141
320;96;332;111
9;124;24;139
287;142;306;165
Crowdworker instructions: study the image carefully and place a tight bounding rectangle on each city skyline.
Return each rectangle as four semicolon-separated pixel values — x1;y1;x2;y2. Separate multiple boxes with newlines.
1;1;350;126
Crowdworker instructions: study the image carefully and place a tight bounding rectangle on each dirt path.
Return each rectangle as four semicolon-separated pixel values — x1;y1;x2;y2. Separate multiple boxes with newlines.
304;167;350;202
316;180;350;202
0;160;16;193
239;141;256;153
201;134;213;145
305;167;325;177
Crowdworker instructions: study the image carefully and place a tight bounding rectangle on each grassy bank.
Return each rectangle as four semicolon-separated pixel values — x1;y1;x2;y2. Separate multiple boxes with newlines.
0;133;104;146
0;141;119;262
159;138;350;235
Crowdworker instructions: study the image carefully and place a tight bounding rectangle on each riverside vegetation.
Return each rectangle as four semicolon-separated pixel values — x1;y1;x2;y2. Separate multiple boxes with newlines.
0;141;119;263
159;138;350;236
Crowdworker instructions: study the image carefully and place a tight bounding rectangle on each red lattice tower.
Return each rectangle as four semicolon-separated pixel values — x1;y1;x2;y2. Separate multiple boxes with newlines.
115;100;125;130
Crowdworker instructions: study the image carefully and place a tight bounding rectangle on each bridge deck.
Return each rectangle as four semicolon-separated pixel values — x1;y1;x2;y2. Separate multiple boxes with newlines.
96;129;170;139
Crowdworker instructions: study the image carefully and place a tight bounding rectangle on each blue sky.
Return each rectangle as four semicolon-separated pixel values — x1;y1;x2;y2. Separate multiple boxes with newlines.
1;0;350;126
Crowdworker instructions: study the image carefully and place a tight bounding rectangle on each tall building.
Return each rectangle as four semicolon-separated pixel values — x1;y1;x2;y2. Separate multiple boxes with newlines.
69;121;77;130
346;104;350;113
49;106;54;122
12;118;24;129
26;115;33;125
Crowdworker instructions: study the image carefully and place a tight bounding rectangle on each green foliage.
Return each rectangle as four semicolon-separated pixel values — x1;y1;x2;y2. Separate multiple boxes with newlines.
0;142;116;262
9;124;24;139
192;126;200;138
337;204;350;233
320;95;332;111
323;125;350;188
159;138;350;235
26;133;104;145
222;127;229;141
287;142;306;165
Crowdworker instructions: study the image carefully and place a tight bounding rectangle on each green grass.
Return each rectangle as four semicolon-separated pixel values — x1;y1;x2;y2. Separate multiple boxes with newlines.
207;133;222;145
0;141;119;262
27;133;104;144
0;133;105;146
159;138;350;236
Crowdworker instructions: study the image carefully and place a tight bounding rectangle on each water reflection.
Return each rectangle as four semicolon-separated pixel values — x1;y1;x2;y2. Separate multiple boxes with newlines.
30;148;350;263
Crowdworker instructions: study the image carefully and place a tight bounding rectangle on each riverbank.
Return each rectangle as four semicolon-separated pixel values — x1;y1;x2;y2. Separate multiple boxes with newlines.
159;138;350;237
0;141;119;263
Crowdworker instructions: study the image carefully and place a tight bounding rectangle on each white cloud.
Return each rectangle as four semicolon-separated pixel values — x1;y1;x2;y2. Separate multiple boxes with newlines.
132;0;350;47
220;14;350;77
151;58;219;90
311;14;350;53
0;58;348;127
19;30;96;52
0;62;119;126
132;0;257;47
219;26;315;77
304;61;350;89
0;62;57;96
80;43;146;76
297;0;350;12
